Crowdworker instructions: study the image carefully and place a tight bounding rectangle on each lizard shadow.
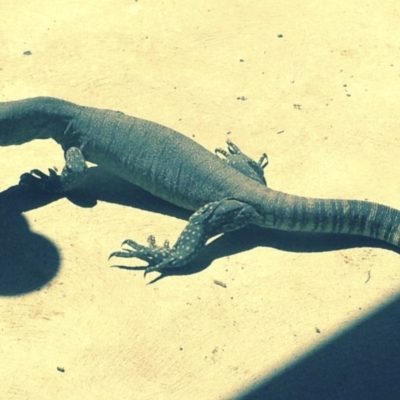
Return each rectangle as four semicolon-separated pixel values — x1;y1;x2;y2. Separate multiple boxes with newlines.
78;166;398;281
0;185;61;296
0;166;190;295
128;227;400;284
1;166;398;288
66;167;400;282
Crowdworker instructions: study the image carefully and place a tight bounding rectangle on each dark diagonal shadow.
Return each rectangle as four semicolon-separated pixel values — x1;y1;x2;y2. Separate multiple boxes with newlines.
233;293;400;400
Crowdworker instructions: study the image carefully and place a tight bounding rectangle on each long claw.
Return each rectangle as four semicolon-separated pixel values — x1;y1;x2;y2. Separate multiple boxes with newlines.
108;251;134;260
144;265;157;278
121;239;136;247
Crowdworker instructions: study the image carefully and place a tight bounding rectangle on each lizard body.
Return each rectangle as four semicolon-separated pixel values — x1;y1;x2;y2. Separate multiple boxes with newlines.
0;96;399;275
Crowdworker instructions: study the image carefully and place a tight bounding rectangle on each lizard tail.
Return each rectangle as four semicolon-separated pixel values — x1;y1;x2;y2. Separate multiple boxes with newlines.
263;191;400;248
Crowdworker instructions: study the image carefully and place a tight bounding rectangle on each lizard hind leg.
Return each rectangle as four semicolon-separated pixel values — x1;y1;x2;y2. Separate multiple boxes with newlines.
215;139;268;186
109;198;261;276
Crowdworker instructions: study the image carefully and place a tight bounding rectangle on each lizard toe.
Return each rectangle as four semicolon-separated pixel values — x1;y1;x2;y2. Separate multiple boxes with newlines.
143;256;182;277
110;237;173;267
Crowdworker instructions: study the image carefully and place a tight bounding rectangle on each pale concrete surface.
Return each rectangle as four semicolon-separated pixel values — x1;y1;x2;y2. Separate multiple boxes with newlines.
1;1;400;399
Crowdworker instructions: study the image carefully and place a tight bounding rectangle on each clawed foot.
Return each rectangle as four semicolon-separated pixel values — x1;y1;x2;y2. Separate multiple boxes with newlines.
215;139;268;185
109;235;179;277
19;168;62;193
216;139;268;168
109;197;257;279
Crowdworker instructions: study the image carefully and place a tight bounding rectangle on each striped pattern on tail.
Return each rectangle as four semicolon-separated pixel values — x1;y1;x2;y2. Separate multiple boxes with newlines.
266;191;400;247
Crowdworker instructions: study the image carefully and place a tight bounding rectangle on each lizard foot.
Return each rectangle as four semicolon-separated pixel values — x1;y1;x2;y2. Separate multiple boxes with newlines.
215;139;268;185
109;235;181;277
109;199;261;279
19;168;62;193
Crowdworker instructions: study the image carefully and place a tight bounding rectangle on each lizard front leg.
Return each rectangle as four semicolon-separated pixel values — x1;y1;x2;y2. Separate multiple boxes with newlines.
109;198;262;276
19;146;88;193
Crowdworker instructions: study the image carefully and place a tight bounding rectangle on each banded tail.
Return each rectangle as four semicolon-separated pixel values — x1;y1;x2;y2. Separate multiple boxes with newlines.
265;191;400;248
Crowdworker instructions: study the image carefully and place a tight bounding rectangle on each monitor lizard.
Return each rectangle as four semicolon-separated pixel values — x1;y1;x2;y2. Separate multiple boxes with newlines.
0;96;398;276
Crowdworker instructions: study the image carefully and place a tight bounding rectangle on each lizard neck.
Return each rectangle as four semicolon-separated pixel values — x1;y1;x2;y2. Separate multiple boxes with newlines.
0;96;78;146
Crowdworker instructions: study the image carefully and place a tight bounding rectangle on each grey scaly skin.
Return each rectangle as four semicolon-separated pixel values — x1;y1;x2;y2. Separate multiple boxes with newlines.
0;96;399;277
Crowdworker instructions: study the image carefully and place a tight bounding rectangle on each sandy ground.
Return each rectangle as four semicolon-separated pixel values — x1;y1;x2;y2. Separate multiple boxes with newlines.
1;1;400;399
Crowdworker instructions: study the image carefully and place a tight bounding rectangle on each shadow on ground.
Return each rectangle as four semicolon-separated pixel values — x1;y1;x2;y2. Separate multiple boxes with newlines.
233;292;400;400
2;168;399;399
0;210;60;296
1;166;398;291
131;226;399;283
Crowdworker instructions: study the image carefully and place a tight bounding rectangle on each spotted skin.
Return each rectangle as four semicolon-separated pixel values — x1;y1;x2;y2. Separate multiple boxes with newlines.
109;198;263;275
